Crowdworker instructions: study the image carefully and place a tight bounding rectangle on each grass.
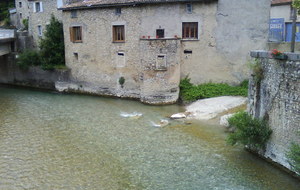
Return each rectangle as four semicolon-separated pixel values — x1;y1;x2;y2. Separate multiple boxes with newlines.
179;76;248;102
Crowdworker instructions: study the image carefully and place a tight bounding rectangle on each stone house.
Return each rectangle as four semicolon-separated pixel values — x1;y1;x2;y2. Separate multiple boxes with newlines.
270;0;300;42
14;0;69;48
57;0;270;104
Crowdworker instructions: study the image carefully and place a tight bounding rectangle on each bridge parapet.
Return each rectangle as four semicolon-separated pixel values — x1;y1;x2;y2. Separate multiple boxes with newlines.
0;29;15;56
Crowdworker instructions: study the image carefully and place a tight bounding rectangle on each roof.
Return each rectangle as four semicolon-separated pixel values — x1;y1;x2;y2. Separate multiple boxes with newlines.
271;0;292;6
60;0;216;11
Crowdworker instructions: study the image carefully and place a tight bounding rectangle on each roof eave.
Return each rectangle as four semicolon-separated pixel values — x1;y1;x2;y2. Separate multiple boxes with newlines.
59;0;217;11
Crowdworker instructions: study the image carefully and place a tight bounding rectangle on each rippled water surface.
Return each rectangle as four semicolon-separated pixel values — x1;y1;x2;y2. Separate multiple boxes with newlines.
0;86;299;190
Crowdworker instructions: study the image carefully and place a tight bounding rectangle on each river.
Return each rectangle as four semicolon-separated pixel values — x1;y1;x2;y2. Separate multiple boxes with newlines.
0;86;299;190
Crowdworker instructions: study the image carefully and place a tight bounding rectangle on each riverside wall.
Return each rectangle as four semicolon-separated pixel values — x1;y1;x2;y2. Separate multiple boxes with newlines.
0;54;69;89
249;50;300;173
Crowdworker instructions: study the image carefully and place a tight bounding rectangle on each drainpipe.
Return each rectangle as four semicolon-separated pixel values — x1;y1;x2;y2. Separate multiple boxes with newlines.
291;7;297;52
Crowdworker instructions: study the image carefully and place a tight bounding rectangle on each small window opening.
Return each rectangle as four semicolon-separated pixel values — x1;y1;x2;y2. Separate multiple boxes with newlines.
71;10;77;18
115;8;121;15
19;13;22;18
73;52;78;60
184;50;192;54
156;54;167;70
36;2;41;12
19;2;22;8
156;29;164;38
186;4;192;14
38;25;42;36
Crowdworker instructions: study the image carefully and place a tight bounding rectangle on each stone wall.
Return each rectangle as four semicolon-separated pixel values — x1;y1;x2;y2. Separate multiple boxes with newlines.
249;50;300;171
0;54;69;89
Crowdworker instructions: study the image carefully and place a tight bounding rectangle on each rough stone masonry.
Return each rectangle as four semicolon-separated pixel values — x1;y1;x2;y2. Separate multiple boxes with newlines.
250;50;300;172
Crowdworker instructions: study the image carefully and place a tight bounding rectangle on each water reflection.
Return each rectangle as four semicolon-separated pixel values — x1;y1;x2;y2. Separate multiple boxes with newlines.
0;86;299;190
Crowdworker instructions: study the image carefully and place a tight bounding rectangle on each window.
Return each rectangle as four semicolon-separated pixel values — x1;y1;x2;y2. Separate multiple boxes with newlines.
57;0;63;8
115;8;121;15
156;29;164;38
182;22;198;39
34;2;43;13
19;2;22;8
70;26;82;42
71;10;77;18
113;25;125;42
186;4;192;13
38;25;42;36
156;54;167;70
19;13;22;18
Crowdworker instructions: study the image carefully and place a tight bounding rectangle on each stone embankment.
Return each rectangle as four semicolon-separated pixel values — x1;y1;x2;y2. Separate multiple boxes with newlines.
250;50;300;173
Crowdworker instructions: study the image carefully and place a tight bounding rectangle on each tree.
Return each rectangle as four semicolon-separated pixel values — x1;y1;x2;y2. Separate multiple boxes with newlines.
39;15;65;68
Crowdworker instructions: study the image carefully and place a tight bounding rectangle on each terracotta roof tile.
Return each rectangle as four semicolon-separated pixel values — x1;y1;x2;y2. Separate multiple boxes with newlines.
61;0;215;10
271;0;292;5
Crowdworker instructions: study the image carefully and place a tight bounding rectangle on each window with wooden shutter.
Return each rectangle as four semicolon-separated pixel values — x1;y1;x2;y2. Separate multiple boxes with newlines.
113;25;125;42
182;22;198;39
70;26;82;43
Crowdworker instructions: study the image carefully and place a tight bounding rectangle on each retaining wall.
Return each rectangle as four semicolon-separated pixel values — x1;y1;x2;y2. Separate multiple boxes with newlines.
249;50;300;172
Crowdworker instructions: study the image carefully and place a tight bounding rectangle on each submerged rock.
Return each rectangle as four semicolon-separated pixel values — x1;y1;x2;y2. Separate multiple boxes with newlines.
170;113;187;119
151;119;169;128
120;112;143;119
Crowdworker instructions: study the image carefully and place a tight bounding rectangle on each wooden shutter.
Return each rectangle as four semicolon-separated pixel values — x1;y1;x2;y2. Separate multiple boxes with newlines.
70;27;74;42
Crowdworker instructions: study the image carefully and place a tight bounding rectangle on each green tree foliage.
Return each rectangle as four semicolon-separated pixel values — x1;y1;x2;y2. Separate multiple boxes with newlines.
287;140;300;174
17;50;41;69
0;0;14;25
293;0;300;9
179;76;248;102
39;15;65;69
227;111;272;149
17;15;66;70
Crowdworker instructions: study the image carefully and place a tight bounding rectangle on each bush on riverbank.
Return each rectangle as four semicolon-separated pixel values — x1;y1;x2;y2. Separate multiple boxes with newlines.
179;76;248;102
16;15;65;70
287;141;300;175
227;111;272;149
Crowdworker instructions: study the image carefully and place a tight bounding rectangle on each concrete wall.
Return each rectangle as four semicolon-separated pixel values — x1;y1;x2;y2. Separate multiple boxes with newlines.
249;50;300;172
0;53;69;89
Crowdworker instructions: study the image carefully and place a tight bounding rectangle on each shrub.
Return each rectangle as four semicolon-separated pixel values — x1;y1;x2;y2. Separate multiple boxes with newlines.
22;18;28;30
249;58;264;84
16;50;41;69
287;142;300;175
227;111;272;149
39;15;65;67
179;76;248;102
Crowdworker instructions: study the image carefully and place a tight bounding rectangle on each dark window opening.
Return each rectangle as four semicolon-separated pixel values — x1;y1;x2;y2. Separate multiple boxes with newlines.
182;22;198;39
19;2;22;8
156;29;164;38
115;8;121;15
184;50;192;54
71;10;77;18
186;4;192;13
36;2;41;12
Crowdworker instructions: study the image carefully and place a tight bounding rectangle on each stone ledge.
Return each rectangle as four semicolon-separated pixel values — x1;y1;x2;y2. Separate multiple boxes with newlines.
250;50;300;61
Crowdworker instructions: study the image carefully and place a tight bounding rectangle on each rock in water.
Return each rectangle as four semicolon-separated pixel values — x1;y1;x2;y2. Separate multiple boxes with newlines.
170;113;187;119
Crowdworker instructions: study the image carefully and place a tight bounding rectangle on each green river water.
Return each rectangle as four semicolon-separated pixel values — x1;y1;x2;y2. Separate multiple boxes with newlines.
0;86;299;190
